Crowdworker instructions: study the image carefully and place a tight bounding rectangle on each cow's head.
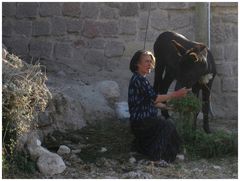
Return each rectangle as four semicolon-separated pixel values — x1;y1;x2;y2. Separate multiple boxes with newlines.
172;40;208;88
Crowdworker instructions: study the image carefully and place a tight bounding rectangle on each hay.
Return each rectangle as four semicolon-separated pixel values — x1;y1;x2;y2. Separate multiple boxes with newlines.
2;52;52;155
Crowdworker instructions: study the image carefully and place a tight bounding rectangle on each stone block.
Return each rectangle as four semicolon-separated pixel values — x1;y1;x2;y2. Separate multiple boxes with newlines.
32;20;51;36
224;43;238;62
88;38;105;49
39;2;61;17
16;2;39;18
120;3;138;17
231;63;238;76
100;6;118;19
231;25;238;41
99;21;118;37
222;77;237;92
5;37;29;56
139;2;158;11
138;12;149;30
222;94;237;119
169;11;192;29
210;45;224;61
138;30;158;42
62;2;80;17
72;47;85;60
104;41;125;58
158;2;189;9
104;2;120;9
2;20;13;37
211;24;232;44
73;39;87;48
215;63;232;76
29;39;53;58
119;18;137;35
67;19;82;33
211;75;221;95
222;14;238;23
14;20;32;37
84;50;105;68
3;2;16;17
213;93;237;119
82;20;100;38
54;42;73;59
81;3;99;19
151;10;169;30
51;17;66;36
211;2;237;7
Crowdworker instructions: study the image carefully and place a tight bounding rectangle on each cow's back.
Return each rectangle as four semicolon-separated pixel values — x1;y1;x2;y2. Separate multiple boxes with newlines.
154;31;196;68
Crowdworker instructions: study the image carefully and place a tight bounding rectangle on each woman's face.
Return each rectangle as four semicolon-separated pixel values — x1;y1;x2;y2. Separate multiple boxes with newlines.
137;54;153;75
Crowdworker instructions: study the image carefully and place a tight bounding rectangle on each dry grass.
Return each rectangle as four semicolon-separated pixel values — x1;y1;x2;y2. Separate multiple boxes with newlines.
2;52;51;158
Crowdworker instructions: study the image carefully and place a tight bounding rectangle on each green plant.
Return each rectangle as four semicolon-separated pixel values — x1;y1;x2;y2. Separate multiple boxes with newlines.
168;92;237;159
168;92;201;143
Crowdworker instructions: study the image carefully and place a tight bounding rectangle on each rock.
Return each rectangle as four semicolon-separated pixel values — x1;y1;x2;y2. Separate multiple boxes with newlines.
96;80;120;103
27;142;51;161
37;152;66;176
122;171;152;179
104;41;125;57
46;92;86;131
129;157;136;164
99;147;107;153
2;45;8;59
72;149;81;154
57;145;71;155
213;165;221;170
176;154;185;161
115;101;130;119
104;176;118;179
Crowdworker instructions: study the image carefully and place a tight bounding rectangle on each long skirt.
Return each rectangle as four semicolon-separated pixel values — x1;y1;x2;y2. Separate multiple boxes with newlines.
130;117;182;162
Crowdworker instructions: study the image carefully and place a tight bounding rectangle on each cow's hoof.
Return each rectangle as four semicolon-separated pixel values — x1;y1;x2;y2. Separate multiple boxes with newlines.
203;127;211;134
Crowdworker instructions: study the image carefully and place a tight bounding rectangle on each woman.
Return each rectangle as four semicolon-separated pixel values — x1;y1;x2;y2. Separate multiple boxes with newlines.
128;50;190;165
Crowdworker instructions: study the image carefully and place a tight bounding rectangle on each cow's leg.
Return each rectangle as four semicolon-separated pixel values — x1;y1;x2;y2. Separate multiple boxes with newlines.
191;84;201;131
202;82;213;133
159;72;174;119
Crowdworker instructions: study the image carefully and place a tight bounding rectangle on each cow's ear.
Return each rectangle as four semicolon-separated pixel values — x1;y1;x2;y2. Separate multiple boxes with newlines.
171;40;187;57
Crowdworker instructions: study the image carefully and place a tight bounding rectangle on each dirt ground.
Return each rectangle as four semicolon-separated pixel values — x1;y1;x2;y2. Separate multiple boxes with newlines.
5;149;238;179
4;118;238;179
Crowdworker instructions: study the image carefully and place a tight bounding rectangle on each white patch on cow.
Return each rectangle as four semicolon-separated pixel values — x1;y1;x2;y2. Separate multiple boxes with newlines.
200;73;213;84
200;48;208;63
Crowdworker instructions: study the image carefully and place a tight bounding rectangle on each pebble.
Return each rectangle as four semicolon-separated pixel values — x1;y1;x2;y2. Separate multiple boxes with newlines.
213;165;221;170
129;157;136;164
176;154;185;161
99;147;107;153
72;149;81;154
57;145;71;155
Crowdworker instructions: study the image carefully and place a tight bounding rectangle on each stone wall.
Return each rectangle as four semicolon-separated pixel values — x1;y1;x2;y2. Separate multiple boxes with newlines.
2;2;238;119
210;2;238;119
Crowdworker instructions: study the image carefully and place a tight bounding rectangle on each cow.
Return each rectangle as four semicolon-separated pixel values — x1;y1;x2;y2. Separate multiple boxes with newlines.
153;31;216;133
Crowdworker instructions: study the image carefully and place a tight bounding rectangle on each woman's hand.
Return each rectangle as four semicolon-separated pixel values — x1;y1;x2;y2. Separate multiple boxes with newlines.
171;87;192;98
155;102;173;110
